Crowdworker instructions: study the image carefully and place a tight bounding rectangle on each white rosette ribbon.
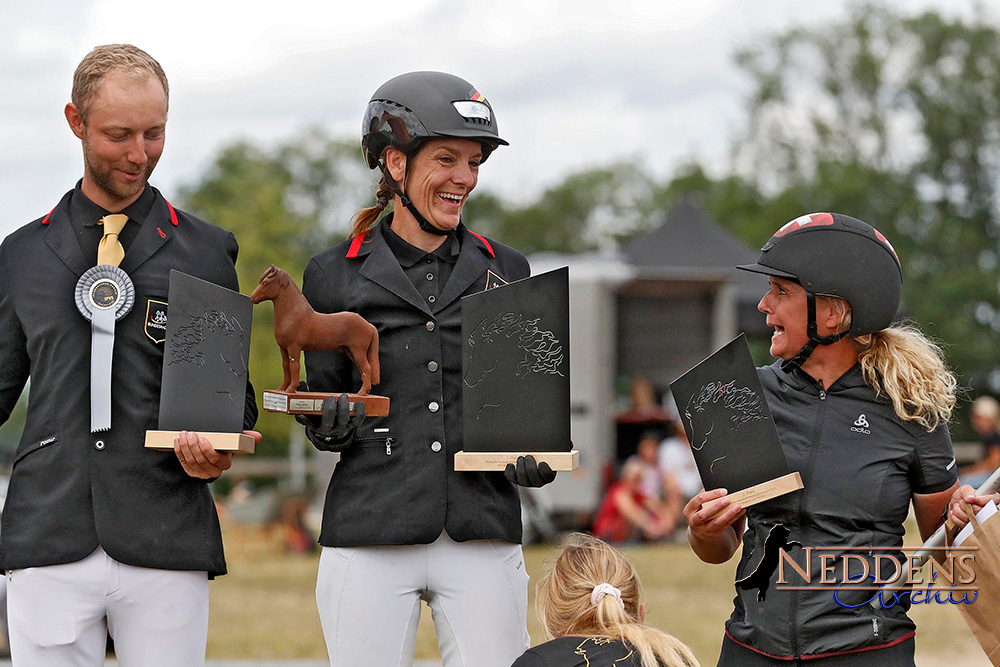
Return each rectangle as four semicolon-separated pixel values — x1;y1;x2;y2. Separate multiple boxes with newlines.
75;265;135;432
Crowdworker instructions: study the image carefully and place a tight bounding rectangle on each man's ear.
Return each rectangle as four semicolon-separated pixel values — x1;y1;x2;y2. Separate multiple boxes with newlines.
384;147;407;184
65;103;85;140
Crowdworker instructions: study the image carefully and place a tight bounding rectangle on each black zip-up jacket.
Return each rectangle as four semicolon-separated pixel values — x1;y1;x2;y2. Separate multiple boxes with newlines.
725;361;956;660
302;220;530;546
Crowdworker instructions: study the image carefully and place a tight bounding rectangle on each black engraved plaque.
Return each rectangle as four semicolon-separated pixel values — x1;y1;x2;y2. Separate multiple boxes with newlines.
461;267;570;453
157;270;252;433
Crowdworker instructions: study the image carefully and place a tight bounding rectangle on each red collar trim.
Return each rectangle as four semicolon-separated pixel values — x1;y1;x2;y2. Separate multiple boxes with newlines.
165;199;178;226
346;232;367;258
467;230;495;257
41;207;57;224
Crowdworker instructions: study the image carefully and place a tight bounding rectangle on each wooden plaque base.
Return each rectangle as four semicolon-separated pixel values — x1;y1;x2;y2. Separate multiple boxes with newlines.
726;472;803;507
261;390;389;417
144;431;256;454
454;450;579;472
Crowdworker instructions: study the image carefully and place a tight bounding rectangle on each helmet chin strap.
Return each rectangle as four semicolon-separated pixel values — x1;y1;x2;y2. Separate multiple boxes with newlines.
400;192;450;237
383;164;451;237
780;292;849;373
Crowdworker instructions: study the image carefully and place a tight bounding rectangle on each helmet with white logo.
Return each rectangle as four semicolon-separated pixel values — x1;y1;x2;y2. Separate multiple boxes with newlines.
362;71;508;170
737;212;903;370
360;71;507;236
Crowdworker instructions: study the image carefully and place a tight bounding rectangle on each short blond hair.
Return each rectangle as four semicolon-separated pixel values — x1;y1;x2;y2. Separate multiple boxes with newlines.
72;44;168;122
536;533;699;667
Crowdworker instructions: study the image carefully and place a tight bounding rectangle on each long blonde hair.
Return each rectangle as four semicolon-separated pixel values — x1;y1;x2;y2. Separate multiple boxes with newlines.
536;533;699;667
824;298;956;431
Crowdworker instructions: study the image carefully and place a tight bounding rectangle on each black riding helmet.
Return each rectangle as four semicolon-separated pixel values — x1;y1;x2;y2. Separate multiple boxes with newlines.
737;212;903;372
362;71;508;235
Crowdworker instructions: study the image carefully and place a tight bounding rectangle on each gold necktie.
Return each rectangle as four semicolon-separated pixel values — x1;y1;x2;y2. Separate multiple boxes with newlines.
97;214;127;267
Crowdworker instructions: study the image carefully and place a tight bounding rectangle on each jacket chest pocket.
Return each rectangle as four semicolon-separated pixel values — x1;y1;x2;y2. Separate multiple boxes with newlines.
12;436;59;468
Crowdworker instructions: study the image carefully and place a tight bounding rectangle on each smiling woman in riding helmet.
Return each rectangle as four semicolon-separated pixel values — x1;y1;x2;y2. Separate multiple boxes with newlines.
297;71;555;667
683;213;996;666
351;71;508;239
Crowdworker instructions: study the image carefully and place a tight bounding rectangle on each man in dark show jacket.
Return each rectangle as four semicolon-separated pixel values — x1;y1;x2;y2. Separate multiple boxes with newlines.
0;44;258;666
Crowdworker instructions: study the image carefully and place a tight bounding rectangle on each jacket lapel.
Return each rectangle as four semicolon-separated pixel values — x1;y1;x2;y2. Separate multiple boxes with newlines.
120;192;171;274
42;191;90;277
358;229;433;316
434;227;492;312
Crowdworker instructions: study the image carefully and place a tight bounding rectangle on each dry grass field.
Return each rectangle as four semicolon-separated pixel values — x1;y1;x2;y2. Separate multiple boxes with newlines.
208;521;991;666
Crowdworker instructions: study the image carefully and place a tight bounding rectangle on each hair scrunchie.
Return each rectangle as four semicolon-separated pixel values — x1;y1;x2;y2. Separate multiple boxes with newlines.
590;583;624;610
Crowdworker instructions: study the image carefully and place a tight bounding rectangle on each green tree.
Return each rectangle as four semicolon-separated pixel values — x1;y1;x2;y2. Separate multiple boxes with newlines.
178;130;374;454
714;2;1000;396
464;162;662;254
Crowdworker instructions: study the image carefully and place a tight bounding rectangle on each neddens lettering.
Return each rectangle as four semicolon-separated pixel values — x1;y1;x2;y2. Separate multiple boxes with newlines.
774;547;979;608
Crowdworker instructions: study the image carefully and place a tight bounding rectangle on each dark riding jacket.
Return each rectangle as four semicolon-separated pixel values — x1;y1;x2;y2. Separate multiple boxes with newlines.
725;361;956;660
0;186;256;577
302;219;530;546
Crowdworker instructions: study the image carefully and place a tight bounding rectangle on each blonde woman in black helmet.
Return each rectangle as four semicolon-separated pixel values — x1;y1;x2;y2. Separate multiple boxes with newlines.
683;213;997;666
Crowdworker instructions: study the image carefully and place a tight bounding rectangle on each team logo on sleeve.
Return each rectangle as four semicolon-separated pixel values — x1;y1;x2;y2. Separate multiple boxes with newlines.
144;299;168;343
483;270;508;291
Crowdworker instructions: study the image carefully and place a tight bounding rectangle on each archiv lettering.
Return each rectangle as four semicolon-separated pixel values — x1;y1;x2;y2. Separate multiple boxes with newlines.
774;547;979;609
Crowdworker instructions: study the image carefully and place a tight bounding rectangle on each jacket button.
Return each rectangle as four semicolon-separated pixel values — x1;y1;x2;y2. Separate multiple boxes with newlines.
427;361;439;372
94;440;106;451
426;321;436;332
426;272;434;281
431;441;442;452
428;401;440;413
428;295;436;303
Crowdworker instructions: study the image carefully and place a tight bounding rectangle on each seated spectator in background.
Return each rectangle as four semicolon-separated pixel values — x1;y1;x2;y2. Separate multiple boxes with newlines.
593;460;674;543
510;533;699;667
961;395;1000;488
628;431;668;501
659;424;702;503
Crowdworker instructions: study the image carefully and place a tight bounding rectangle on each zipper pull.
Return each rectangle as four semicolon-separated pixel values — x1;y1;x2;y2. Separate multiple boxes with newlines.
386;437;394;455
819;389;826;400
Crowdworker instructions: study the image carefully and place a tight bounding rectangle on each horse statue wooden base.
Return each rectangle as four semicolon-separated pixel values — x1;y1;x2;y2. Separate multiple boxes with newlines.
250;265;380;395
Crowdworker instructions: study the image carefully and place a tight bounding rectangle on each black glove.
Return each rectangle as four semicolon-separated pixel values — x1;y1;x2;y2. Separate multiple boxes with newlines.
295;390;365;452
504;455;556;487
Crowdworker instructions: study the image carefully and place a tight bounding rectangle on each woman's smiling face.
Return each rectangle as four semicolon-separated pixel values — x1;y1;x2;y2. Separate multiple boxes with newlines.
401;138;482;232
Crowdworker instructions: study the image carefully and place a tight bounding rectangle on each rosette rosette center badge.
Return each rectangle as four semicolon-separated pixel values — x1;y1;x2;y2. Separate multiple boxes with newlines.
76;265;135;432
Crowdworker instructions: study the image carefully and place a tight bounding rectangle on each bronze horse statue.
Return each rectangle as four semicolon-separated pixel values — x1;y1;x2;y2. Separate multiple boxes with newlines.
250;265;380;394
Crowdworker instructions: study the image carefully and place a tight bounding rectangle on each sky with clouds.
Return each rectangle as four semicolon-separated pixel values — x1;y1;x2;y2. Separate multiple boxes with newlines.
0;0;991;239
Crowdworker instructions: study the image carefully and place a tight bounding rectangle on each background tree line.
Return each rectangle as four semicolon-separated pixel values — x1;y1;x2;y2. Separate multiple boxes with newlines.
168;2;1000;454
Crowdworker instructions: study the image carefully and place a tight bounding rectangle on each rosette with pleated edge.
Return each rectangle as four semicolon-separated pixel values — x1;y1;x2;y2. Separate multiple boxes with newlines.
75;264;135;321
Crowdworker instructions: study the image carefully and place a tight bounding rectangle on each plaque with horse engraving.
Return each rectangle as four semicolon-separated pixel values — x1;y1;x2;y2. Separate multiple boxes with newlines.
669;334;802;507
458;267;572;470
156;270;252;436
